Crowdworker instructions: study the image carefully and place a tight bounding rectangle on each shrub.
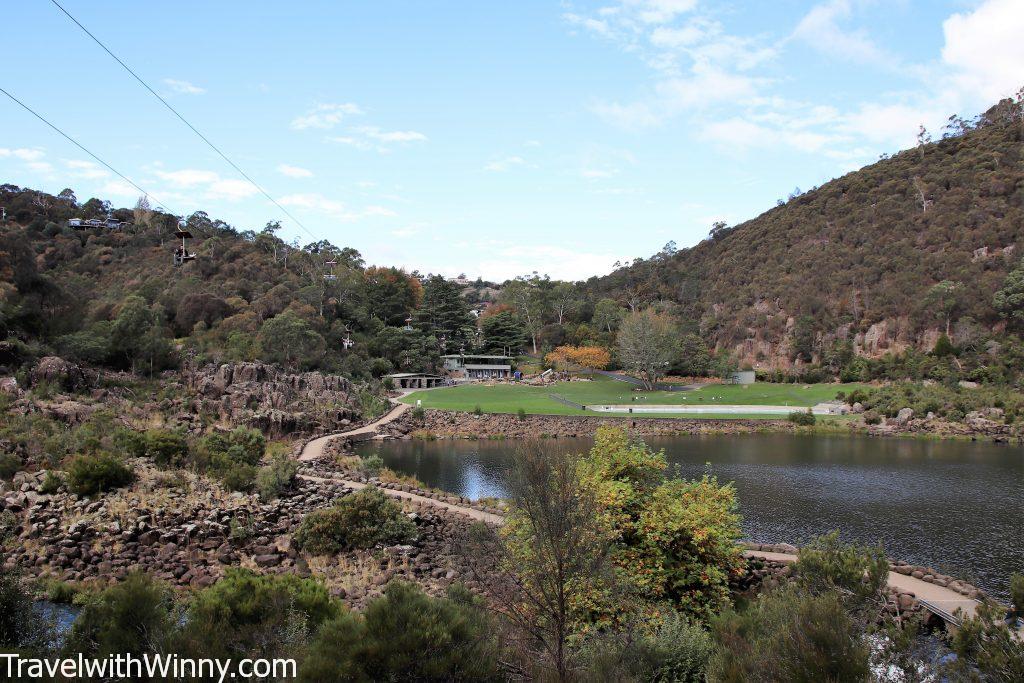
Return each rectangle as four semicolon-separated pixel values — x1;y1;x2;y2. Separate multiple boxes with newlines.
39;471;63;494
196;428;266;471
41;578;80;604
795;531;887;606
1010;573;1024;618
0;453;21;480
863;411;882;425
473;405;483;416
709;587;870;682
179;569;339;660
517;407;527;421
0;510;17;542
256;454;298;501
294;488;416;554
112;428;147;459
579;611;712;682
1;566;56;653
68;572;173;658
948;600;1024;680
359;454;384;475
299;581;501;682
787;409;816;426
411;406;425;421
219;463;257;492
143;430;189;469
67;453;133;496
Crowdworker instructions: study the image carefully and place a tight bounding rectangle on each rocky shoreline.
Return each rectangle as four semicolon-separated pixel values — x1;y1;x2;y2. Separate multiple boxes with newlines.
393;408;799;439
369;406;1020;444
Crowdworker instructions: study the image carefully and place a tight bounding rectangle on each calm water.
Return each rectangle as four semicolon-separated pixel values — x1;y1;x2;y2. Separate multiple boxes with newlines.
358;433;1024;598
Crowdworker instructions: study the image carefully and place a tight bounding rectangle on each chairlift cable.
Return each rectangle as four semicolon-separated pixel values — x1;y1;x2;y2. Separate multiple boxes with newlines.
49;0;320;243
0;85;177;216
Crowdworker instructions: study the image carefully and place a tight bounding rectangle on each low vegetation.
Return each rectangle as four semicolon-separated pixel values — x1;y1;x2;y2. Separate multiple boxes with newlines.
293;488;417;554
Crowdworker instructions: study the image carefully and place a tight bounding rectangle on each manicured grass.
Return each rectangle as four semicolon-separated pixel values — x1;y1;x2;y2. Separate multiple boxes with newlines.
401;376;867;419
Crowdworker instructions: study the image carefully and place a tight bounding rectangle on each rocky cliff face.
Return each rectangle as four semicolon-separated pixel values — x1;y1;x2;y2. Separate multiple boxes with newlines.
185;362;360;437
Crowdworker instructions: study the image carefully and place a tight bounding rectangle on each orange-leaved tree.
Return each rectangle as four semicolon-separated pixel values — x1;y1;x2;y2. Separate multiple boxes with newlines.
545;345;611;370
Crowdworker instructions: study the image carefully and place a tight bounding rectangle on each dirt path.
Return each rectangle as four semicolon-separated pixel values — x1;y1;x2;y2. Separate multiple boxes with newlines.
744;550;982;625
299;402;410;462
298;473;505;525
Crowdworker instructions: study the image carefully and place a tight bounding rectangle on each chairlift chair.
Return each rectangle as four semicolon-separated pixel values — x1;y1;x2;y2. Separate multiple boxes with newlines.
173;228;196;266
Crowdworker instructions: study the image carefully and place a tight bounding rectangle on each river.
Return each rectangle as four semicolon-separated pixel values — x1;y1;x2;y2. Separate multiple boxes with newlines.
357;433;1024;599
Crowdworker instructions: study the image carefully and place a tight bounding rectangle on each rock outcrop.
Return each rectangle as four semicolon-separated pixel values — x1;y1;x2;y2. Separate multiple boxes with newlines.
30;356;87;392
186;362;359;437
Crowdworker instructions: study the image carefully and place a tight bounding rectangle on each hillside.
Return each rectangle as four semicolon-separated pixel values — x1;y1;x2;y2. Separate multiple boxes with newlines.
0;191;471;383
587;98;1024;370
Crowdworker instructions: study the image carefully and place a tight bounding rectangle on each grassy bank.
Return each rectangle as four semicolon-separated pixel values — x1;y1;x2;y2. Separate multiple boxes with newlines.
401;376;867;419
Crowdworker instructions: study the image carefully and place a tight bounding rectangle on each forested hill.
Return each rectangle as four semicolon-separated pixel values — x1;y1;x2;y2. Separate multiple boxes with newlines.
0;188;477;380
587;97;1024;369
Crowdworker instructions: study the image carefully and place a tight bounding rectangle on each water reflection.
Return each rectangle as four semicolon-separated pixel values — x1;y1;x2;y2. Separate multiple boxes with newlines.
358;433;1024;598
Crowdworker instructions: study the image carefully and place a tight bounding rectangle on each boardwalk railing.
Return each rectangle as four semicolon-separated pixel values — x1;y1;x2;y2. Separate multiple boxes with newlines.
548;394;586;411
582;369;694;392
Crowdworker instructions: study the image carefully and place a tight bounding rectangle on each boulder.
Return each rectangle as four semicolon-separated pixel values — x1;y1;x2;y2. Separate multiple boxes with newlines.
894;408;914;426
31;357;86;392
0;377;22;397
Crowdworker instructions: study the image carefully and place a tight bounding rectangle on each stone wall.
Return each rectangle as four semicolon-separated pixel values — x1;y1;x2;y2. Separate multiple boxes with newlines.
403;409;796;439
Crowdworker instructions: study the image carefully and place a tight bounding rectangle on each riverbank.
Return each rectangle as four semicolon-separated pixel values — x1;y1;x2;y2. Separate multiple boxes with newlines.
380;407;1018;443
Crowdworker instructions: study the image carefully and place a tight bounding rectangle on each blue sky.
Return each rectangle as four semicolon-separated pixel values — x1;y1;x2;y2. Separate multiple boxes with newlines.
2;0;1022;280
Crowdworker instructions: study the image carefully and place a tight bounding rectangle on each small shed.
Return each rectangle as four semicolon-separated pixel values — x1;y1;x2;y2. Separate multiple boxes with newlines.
729;370;756;385
385;372;445;389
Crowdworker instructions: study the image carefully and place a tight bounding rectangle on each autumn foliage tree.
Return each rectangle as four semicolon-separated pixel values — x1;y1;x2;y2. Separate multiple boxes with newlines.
579;427;745;624
544;345;611;370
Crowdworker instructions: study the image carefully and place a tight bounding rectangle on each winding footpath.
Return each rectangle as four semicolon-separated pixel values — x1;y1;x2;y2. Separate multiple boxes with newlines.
298;403;991;630
299;402;411;462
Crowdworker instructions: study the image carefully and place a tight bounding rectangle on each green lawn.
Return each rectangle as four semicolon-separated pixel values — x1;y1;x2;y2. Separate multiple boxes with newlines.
401;376;867;419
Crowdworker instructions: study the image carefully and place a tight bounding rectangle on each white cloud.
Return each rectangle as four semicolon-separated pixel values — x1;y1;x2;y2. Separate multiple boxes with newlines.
163;78;205;95
650;24;704;48
792;0;892;66
581;167;616;179
563;13;612;37
472;242;621;281
0;147;45;161
280;193;345;213
591;101;662;129
329;125;427;152
98;179;139;198
64;159;108;179
353;126;427;143
484;156;527;172
152;168;256;201
279;193;396;221
942;0;1024;102
290;103;364;130
154;169;220;186
207;179;258;201
277;163;314;178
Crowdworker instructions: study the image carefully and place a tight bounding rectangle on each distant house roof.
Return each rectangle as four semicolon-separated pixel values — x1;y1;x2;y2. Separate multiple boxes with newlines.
384;372;443;379
464;364;511;370
441;354;513;360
